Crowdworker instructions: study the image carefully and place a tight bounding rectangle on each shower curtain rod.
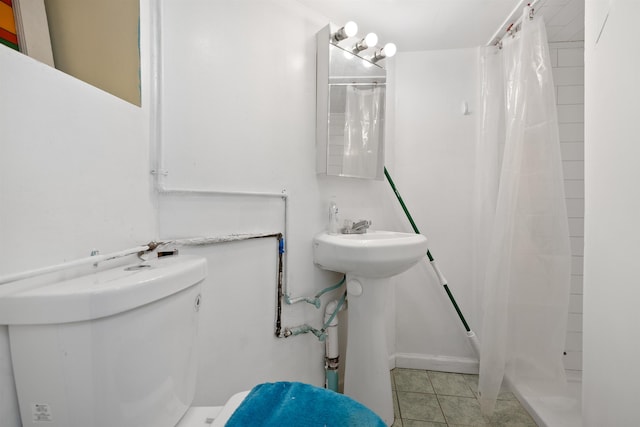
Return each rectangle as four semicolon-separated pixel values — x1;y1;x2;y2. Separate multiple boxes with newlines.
486;0;541;46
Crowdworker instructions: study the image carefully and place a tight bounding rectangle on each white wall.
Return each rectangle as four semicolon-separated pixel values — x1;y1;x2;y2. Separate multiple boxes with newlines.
154;0;405;404
0;52;154;276
583;0;640;425
392;48;479;370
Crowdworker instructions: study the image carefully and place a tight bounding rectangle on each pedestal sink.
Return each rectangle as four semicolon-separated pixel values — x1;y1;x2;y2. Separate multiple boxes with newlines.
313;230;428;426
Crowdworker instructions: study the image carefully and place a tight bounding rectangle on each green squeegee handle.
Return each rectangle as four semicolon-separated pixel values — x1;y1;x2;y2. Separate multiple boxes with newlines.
384;167;471;333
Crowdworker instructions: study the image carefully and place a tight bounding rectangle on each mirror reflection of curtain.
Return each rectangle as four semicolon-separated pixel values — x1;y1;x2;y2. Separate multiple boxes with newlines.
475;9;571;416
342;85;384;179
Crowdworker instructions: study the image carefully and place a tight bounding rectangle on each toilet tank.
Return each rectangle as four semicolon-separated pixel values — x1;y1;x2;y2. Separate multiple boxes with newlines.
0;255;207;427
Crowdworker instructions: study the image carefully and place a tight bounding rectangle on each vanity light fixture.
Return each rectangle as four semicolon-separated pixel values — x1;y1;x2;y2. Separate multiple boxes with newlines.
372;43;397;62
332;21;358;42
354;33;378;52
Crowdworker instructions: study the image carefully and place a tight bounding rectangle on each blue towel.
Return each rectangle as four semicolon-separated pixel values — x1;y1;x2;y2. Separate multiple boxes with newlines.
225;382;387;426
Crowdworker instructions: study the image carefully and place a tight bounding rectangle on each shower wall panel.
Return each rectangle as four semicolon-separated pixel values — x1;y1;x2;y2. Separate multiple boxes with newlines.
550;40;585;379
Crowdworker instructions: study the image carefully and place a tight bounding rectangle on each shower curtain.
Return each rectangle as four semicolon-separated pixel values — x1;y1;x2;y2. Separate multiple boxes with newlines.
342;85;385;179
475;9;571;416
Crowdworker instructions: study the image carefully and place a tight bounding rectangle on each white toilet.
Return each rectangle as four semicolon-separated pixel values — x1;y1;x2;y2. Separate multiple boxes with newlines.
0;255;251;427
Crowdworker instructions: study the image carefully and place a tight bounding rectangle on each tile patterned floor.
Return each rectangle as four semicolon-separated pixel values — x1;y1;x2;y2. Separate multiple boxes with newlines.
391;368;538;427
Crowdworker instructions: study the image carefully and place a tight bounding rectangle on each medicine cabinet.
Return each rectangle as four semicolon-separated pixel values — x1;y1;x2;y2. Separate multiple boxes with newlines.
316;24;387;180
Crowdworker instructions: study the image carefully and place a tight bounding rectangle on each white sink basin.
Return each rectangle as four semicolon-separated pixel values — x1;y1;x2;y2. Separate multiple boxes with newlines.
313;230;428;278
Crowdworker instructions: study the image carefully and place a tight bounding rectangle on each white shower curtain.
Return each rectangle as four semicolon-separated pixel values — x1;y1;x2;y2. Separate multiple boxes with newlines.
475;9;571;416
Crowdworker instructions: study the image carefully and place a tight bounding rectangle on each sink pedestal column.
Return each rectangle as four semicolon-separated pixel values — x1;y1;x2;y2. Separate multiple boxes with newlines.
344;275;394;426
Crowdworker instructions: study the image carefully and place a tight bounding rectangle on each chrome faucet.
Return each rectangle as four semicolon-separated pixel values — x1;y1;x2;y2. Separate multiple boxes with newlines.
342;219;372;234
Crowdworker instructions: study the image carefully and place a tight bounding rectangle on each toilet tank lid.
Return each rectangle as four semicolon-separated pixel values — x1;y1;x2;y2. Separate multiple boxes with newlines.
0;255;207;325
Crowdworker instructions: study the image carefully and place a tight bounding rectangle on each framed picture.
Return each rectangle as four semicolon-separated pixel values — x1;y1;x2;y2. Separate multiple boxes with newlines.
2;0;54;66
0;0;19;51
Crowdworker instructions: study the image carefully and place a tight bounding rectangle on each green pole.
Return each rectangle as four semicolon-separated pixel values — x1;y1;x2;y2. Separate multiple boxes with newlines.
384;167;471;333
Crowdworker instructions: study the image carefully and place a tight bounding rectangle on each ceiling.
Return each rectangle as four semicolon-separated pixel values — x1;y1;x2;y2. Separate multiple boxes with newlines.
295;0;584;51
536;0;585;43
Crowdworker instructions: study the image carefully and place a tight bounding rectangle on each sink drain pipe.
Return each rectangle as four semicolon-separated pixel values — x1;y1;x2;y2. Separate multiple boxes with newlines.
324;290;347;392
384;167;480;357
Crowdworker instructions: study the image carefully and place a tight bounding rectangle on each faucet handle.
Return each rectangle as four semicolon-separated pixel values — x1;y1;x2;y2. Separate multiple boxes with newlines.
341;219;371;234
353;219;371;229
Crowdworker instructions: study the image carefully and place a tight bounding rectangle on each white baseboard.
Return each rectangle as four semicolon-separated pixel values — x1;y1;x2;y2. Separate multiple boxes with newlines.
391;352;479;374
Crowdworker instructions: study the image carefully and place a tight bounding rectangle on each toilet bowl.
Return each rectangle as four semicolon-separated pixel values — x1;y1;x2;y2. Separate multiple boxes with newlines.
0;255;385;427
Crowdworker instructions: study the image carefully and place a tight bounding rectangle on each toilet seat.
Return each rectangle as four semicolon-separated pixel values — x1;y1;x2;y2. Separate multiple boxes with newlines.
175;391;250;427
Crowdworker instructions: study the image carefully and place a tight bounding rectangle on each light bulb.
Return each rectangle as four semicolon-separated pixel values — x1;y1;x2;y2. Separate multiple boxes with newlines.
365;33;378;47
333;21;358;42
373;42;397;62
344;21;358;38
354;32;378;52
383;42;397;58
